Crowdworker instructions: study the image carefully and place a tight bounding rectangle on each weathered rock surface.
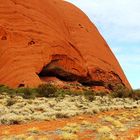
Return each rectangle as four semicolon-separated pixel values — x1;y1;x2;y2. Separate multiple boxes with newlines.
0;0;131;89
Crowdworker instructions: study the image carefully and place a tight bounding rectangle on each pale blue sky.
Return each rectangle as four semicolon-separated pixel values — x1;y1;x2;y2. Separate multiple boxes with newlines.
66;0;140;89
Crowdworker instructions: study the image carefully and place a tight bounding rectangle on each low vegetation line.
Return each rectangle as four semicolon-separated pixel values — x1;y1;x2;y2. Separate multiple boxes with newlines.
0;84;139;100
0;84;140;125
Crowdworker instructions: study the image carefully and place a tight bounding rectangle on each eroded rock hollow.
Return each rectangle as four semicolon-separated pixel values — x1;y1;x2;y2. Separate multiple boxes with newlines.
0;0;131;89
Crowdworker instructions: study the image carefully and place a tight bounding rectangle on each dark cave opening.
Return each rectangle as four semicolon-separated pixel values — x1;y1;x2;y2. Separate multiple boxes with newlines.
1;36;7;40
18;84;25;87
39;68;78;82
38;66;104;88
38;61;78;82
38;60;105;87
80;81;104;87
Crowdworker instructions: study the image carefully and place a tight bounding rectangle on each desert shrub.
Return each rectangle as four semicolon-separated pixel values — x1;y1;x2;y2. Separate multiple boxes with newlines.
37;83;80;98
16;87;38;99
37;84;57;98
55;112;69;118
72;90;83;96
110;84;130;98
1;118;22;125
60;132;78;140
0;84;14;94
6;99;15;106
130;89;140;100
83;90;95;101
55;89;72;97
56;88;84;98
55;89;67;98
95;91;107;97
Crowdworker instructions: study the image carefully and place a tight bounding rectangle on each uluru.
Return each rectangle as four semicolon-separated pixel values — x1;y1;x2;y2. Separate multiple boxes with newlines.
0;0;131;90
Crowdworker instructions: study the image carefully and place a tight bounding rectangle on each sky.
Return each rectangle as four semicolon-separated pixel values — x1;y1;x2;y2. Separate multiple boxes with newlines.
66;0;140;89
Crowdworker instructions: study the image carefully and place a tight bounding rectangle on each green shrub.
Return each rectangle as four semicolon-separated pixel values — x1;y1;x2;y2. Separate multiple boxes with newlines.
16;87;38;99
110;84;130;98
95;91;107;97
37;84;57;98
55;89;71;97
83;90;95;101
130;89;140;100
0;84;14;94
72;90;83;96
56;89;66;98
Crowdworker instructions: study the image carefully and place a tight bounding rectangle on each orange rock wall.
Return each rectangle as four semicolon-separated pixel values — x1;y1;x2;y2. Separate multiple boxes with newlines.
0;0;131;89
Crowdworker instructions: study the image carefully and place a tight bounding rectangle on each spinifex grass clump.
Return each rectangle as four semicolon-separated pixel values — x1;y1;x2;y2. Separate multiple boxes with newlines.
6;99;16;106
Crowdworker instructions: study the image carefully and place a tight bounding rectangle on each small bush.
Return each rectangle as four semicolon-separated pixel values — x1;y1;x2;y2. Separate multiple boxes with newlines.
37;84;57;98
6;99;15;106
16;87;38;99
95;91;107;97
83;90;95;101
0;85;14;94
72;90;83;96
55;88;83;99
60;132;78;140
130;89;140;100
110;84;130;98
55;89;72;97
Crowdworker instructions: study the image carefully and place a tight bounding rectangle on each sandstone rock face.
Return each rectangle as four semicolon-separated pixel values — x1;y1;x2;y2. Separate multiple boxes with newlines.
0;0;131;89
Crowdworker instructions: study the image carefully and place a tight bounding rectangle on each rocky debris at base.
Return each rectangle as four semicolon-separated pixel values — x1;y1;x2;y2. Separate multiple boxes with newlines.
0;92;140;125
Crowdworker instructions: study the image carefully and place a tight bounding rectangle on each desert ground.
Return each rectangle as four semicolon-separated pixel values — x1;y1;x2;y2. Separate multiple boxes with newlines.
0;91;140;140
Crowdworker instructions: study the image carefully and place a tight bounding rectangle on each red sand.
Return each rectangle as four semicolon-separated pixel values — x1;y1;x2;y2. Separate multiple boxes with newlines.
0;110;139;140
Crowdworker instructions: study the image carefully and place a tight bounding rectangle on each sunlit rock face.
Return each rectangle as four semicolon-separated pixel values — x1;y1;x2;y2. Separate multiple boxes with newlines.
0;0;131;89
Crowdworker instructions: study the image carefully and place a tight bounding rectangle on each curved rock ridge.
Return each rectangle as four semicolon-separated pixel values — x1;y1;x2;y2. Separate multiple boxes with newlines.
0;0;131;89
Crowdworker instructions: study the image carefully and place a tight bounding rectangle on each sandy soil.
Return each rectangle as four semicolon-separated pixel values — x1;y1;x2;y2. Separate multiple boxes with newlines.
0;108;140;140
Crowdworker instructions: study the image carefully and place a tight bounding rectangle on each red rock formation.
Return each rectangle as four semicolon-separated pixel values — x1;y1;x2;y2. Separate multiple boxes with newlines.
0;0;131;89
